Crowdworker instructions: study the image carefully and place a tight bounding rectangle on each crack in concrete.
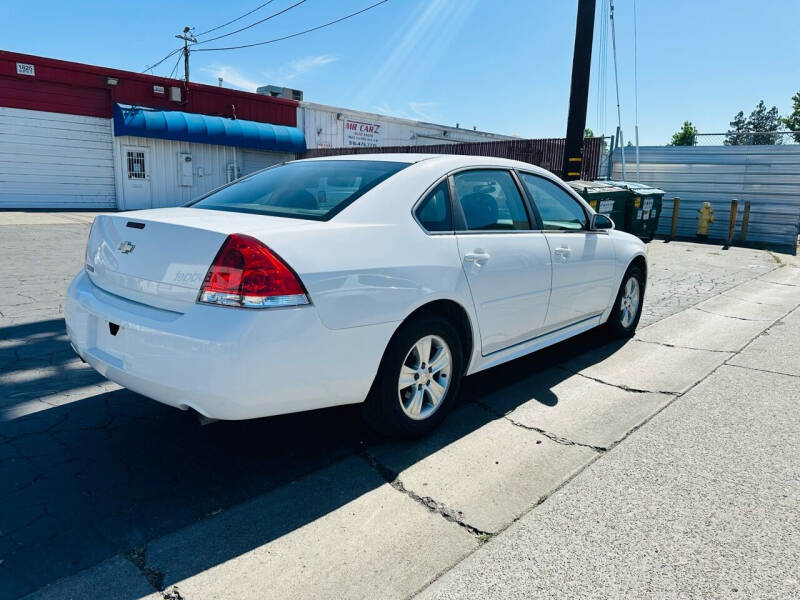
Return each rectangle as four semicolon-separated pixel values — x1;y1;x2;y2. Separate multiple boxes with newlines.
724;362;800;380
556;366;680;396
124;546;165;593
359;447;493;540
632;338;734;354
472;400;607;452
692;306;772;322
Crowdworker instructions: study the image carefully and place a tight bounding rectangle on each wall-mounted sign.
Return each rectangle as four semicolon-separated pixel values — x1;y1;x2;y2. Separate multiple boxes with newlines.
153;85;165;95
344;119;382;147
16;62;35;76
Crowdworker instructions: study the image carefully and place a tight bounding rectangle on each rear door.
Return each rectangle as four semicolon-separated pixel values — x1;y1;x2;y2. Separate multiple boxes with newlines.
517;172;616;330
452;169;552;355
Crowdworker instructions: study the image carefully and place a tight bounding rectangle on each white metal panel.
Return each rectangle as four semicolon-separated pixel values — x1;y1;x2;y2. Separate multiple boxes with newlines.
240;149;294;175
0;107;115;209
114;136;295;209
611;145;800;247
298;103;513;150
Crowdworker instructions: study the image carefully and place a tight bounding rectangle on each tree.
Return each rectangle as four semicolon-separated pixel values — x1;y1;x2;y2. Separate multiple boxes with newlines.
669;121;699;146
725;100;783;145
782;91;800;143
725;111;748;145
747;100;782;144
584;128;595;138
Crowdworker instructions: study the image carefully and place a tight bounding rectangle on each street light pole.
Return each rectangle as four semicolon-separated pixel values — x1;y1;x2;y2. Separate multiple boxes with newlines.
562;0;597;181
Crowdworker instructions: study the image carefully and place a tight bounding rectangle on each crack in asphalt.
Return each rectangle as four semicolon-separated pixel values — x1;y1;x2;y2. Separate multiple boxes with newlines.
359;446;494;539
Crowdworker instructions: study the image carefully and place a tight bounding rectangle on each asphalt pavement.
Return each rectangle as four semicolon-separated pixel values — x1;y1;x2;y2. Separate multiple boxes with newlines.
0;213;797;600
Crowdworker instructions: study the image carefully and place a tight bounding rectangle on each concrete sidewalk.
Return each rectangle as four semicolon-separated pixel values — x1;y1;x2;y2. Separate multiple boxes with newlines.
418;270;800;599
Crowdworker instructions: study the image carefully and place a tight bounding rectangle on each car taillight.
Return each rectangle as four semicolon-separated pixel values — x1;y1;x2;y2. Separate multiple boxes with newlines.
198;233;309;309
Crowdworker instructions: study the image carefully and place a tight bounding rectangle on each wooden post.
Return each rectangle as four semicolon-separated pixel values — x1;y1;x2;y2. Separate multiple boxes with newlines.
741;201;751;242
726;198;738;248
669;197;680;240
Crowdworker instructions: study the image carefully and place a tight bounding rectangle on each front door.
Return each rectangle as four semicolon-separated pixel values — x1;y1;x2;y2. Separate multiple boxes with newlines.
452;169;552;355
517;172;616;329
121;146;152;209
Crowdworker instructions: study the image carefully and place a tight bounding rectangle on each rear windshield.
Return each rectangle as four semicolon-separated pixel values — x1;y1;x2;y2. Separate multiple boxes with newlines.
188;160;409;221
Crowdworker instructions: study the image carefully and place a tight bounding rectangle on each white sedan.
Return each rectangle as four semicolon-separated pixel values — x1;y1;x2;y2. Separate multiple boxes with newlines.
66;154;647;436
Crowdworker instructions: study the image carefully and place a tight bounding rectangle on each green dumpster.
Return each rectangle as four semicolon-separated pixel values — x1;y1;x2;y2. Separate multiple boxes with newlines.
609;181;665;241
565;180;629;231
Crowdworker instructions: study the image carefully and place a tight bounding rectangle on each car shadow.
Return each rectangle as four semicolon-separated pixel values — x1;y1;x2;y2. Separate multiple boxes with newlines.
0;318;625;599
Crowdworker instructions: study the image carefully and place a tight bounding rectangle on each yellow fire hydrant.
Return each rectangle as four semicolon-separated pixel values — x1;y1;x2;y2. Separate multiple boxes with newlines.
697;202;715;238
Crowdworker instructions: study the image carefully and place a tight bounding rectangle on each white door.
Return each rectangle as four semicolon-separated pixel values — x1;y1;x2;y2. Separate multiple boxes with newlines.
121;146;152;209
452;169;552;355
517;172;616;329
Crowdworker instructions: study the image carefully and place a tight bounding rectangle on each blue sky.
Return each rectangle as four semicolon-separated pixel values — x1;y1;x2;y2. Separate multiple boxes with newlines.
3;0;798;144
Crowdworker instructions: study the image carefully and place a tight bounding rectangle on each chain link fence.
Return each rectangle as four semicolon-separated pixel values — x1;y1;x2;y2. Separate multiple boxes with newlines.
690;131;799;146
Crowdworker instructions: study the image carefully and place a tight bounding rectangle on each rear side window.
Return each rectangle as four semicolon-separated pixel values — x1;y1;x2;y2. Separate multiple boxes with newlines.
189;160;409;221
519;173;587;230
452;170;530;231
415;181;452;232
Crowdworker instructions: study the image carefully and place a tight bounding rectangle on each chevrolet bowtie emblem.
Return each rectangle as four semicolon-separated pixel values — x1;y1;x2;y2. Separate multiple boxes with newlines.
118;241;136;254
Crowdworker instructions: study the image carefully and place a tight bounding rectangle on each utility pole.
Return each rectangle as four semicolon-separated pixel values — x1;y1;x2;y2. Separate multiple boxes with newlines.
561;0;597;181
175;26;197;83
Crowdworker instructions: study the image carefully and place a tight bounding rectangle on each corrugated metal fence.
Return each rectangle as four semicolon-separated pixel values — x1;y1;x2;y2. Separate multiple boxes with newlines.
303;137;604;180
611;145;800;248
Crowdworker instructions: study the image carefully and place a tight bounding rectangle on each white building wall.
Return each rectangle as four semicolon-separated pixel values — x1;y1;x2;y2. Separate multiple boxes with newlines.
113;135;294;210
0;107;116;209
297;102;513;150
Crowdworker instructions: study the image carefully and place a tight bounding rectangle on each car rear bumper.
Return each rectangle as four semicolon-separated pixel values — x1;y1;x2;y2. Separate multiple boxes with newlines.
65;270;396;420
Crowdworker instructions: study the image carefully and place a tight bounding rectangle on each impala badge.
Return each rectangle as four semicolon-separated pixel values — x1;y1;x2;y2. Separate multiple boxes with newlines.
118;241;136;254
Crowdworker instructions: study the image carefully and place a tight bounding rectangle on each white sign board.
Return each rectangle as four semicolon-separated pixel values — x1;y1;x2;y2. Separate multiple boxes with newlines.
598;199;614;214
344;119;382;147
16;62;35;76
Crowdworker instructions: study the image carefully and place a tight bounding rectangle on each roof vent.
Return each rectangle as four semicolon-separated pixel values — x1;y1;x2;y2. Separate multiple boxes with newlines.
256;85;303;101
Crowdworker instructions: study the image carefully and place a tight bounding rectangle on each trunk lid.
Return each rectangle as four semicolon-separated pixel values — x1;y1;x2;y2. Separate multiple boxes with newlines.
85;208;319;312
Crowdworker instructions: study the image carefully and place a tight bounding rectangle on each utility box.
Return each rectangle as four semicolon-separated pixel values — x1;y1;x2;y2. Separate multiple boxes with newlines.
179;153;193;186
609;181;665;241
566;180;629;231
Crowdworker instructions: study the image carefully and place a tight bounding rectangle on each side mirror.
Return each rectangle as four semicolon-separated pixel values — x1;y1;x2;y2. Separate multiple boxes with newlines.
591;213;614;231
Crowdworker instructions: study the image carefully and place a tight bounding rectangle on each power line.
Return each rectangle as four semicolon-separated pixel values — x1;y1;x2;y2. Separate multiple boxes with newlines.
168;50;184;79
196;0;277;37
193;0;389;52
192;0;308;46
143;47;182;73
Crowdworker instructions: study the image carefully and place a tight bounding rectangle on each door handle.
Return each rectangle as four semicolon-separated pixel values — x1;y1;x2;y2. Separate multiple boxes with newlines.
464;251;491;264
553;246;571;261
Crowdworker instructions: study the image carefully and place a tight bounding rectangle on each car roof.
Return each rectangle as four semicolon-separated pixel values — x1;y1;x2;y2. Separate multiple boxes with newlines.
296;153;554;176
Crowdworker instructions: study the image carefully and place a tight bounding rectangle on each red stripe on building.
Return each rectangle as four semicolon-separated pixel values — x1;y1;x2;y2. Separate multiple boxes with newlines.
0;50;297;126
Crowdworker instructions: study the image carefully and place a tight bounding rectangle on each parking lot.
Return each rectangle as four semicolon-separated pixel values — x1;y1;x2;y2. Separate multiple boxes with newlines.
1;213;798;600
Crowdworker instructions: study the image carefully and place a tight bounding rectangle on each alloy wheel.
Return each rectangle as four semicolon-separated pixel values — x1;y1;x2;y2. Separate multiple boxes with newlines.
397;335;452;420
620;276;641;328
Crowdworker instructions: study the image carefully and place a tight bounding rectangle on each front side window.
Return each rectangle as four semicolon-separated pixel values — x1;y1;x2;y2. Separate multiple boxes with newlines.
415;181;452;232
189;160;408;221
452;170;530;231
519;173;587;231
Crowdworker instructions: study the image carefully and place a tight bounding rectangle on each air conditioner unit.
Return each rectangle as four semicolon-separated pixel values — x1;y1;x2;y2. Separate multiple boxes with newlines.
256;85;303;101
170;86;182;102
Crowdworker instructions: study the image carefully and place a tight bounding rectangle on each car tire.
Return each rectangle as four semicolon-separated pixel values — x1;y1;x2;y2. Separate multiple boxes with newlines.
362;315;464;438
606;264;645;338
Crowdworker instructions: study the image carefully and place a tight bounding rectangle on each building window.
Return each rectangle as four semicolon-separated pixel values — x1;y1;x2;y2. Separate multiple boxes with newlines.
126;151;146;180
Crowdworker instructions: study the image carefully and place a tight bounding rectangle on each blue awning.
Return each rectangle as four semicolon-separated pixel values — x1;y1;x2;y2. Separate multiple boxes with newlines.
113;104;306;153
